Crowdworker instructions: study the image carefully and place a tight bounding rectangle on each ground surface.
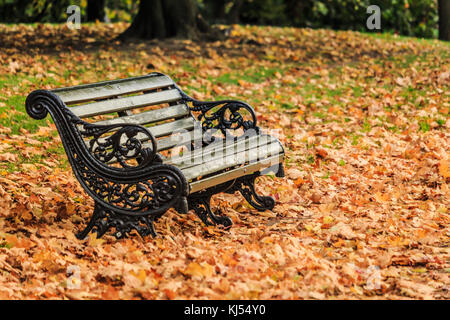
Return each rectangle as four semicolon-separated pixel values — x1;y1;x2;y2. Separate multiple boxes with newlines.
0;23;449;299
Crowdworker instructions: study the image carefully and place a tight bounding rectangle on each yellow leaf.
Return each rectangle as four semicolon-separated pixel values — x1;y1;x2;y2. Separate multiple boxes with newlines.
130;269;146;284
184;262;214;278
261;236;274;244
21;163;37;172
374;191;389;203
323;215;334;224
87;232;104;246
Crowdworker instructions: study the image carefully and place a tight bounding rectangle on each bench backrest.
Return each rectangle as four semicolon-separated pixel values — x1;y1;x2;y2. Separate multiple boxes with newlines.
50;73;198;158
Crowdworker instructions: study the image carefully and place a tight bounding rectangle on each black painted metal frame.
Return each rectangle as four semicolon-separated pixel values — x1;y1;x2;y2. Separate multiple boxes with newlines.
25;78;284;239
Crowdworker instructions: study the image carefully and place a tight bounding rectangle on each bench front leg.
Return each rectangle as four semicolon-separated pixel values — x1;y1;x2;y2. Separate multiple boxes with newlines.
188;194;232;228
76;201;159;239
71;163;189;239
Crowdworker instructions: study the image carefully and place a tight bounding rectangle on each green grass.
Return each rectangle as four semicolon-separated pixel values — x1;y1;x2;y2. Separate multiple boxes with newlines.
418;119;431;133
0;241;13;249
209;67;282;86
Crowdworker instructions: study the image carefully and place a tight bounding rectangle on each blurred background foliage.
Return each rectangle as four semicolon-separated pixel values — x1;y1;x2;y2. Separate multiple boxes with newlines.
0;0;440;38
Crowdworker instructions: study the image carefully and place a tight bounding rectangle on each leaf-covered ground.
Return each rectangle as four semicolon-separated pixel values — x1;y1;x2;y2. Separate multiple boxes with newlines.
0;23;449;300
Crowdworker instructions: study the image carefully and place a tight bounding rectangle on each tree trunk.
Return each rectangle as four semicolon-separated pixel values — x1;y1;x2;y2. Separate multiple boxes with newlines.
227;0;243;24
87;0;106;22
119;0;222;40
438;0;450;41
204;0;227;22
204;0;242;24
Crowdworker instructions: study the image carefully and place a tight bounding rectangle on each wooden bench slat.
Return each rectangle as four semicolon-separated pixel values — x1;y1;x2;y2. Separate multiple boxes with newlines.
165;134;278;170
147;117;196;139
154;130;199;152
177;137;279;172
181;141;283;182
94;104;190;126
189;154;284;193
103;128;199;165
52;74;174;105
94;117;196;148
70;89;181;118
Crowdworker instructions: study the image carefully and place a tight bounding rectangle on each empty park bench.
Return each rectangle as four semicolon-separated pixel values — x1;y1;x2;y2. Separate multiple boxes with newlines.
25;72;285;239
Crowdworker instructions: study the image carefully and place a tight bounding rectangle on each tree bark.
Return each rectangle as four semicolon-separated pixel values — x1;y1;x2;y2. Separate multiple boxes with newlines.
227;0;243;24
204;0;227;22
119;0;223;40
204;0;242;24
87;0;106;22
438;0;450;41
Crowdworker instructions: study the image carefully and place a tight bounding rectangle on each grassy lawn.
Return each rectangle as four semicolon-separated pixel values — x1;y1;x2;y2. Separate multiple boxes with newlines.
0;23;449;299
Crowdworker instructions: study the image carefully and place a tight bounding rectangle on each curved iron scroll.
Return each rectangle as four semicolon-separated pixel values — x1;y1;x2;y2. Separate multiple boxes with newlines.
81;123;157;169
177;87;259;139
26;90;157;173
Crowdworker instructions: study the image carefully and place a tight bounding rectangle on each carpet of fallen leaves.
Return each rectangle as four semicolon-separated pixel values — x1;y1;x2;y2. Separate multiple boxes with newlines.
0;23;449;300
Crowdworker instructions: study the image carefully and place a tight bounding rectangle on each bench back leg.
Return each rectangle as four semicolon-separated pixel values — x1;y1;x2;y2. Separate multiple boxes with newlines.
226;172;275;212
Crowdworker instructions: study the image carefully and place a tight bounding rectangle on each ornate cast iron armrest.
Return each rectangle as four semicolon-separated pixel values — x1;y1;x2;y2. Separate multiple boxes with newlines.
26;90;189;217
26;89;159;173
78;121;159;170
178;87;259;138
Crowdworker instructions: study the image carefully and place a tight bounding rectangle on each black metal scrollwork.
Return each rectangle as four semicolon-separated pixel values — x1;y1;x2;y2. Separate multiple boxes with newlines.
187;180;236;228
80;123;157;169
176;86;277;228
226;173;275;211
178;87;259;139
188;196;233;228
186;174;275;230
76;202;160;239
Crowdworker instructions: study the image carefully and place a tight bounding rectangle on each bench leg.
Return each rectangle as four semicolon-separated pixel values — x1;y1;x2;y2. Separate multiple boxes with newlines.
229;173;275;211
76;201;159;239
76;202;103;240
188;195;232;228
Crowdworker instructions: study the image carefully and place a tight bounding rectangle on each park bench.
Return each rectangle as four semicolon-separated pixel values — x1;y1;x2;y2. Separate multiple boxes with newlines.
25;72;285;239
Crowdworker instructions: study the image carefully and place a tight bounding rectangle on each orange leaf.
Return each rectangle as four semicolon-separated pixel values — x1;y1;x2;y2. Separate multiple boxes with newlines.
294;177;304;187
439;159;450;178
164;289;176;300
